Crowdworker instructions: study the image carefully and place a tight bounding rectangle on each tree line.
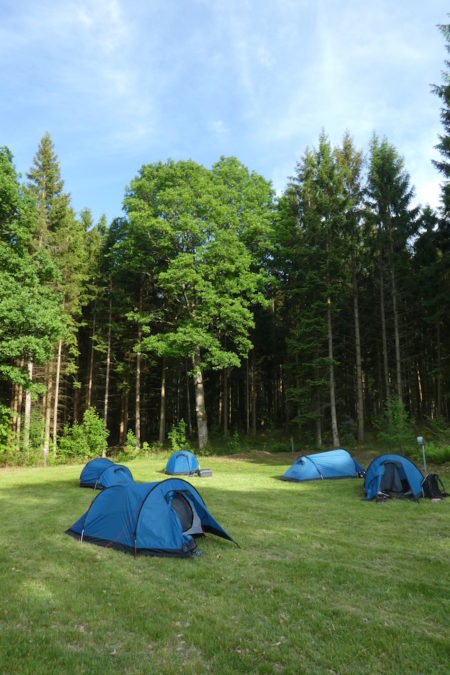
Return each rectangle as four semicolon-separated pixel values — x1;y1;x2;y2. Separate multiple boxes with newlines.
1;25;449;464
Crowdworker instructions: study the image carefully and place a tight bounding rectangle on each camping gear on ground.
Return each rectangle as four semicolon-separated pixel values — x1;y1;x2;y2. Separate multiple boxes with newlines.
79;457;134;490
281;449;365;482
197;468;213;477
364;454;423;501
165;450;200;476
421;473;448;499
66;478;234;558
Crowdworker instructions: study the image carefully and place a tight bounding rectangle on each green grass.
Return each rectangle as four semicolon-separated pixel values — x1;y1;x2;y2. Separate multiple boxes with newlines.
0;451;449;674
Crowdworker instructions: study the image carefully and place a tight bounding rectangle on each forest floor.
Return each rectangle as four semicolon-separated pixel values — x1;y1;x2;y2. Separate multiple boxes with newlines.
0;452;448;673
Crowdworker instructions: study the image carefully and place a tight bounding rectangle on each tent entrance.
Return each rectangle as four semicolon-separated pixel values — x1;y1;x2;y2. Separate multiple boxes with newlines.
169;492;203;536
380;462;412;496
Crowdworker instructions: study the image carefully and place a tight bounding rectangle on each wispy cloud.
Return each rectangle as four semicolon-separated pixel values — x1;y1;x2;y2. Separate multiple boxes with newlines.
0;0;447;221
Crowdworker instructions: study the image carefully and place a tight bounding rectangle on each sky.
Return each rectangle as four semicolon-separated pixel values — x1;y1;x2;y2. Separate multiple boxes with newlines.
1;0;448;225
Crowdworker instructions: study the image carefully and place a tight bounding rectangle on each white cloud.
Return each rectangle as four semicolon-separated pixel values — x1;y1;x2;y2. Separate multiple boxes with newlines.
209;120;230;139
1;0;448;223
414;179;442;209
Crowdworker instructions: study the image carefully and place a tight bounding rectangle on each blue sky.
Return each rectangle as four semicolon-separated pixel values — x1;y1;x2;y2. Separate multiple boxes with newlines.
1;0;448;224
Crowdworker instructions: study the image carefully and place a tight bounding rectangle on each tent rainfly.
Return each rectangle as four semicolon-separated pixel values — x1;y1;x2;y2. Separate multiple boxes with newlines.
165;450;200;476
281;449;365;482
364;454;424;500
66;478;234;558
79;457;134;490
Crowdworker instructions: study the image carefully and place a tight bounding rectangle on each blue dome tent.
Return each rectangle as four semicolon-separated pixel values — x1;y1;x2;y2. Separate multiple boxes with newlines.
66;478;234;558
281;449;364;482
80;457;134;490
165;450;199;476
364;454;424;500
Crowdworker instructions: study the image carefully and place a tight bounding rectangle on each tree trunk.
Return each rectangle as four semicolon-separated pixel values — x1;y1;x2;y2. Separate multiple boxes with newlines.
251;355;257;436
379;262;390;400
353;268;364;442
43;363;54;467
103;295;112;457
52;338;63;458
389;257;403;403
436;323;442;417
87;312;96;409
135;280;143;449
73;382;80;424
9;376;23;448
23;362;33;454
16;383;23;443
192;348;208;449
185;359;193;436
245;359;250;434
315;417;322;448
223;368;229;437
327;298;340;448
159;359;166;444
119;388;128;446
135;335;141;449
315;384;322;448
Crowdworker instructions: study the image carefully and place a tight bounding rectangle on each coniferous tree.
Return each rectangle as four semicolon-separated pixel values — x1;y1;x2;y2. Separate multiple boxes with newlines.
432;22;450;216
27;133;88;461
367;136;418;406
285;134;349;447
335;133;366;442
0;147;64;460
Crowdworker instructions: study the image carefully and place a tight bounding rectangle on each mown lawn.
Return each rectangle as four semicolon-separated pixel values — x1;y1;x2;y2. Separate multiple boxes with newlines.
0;452;448;674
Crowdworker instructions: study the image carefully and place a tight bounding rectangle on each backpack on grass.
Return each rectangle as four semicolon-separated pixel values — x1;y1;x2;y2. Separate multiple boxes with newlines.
421;473;447;499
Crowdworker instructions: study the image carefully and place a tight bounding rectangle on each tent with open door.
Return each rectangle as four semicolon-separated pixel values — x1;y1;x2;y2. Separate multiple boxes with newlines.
66;478;234;558
281;449;364;482
364;454;424;500
165;450;199;476
79;458;134;490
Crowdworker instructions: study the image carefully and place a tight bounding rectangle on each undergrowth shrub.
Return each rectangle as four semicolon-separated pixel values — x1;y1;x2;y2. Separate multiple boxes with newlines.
373;395;414;454
227;430;241;453
410;441;450;465
58;407;109;461
125;429;138;453
168;419;190;452
0;404;11;463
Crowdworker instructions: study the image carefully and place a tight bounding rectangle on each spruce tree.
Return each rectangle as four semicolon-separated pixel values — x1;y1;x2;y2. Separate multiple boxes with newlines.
367;136;418;405
432;22;450;215
285;134;348;447
0;147;64;459
27;133;88;461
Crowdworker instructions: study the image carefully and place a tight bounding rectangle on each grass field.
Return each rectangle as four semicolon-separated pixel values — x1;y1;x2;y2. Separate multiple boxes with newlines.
0;451;449;674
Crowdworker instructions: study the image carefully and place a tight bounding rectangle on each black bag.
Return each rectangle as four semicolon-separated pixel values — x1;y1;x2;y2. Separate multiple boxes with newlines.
422;473;447;499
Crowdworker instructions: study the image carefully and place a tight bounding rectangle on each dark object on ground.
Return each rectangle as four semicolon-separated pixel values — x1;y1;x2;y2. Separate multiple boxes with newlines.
197;468;213;477
422;473;448;499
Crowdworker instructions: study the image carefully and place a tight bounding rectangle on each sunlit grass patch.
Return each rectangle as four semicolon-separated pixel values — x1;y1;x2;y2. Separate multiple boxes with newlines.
0;452;448;673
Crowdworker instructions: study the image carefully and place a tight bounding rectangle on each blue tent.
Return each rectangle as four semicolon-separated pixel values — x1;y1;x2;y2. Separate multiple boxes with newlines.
364;454;423;500
165;450;199;476
281;449;364;482
66;478;234;557
80;457;134;490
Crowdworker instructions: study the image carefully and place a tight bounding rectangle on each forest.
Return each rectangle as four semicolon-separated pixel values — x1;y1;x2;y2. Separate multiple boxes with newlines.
1;25;449;467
